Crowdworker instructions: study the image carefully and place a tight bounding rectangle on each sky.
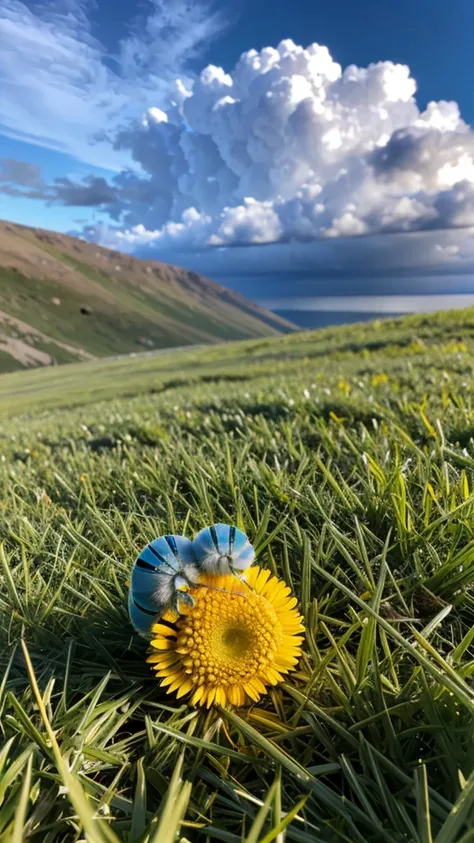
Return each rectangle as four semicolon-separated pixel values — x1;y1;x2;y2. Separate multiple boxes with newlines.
2;0;474;315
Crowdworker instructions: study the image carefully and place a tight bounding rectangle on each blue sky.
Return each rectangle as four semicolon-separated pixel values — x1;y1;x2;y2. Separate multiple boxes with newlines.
208;0;474;121
1;0;474;307
0;135;112;231
2;0;474;230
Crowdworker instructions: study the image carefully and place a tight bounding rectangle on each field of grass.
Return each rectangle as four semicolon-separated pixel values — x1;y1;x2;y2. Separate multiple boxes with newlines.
1;307;474;841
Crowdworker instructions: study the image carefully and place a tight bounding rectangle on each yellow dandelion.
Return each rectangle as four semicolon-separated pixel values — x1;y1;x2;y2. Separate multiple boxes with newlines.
148;566;305;708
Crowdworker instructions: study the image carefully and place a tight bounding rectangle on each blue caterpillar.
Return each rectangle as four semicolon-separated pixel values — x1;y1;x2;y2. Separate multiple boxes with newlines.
128;524;255;637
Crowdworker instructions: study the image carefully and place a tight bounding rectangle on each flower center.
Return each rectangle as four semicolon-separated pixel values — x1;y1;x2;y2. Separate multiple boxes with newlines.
175;577;283;688
221;626;252;654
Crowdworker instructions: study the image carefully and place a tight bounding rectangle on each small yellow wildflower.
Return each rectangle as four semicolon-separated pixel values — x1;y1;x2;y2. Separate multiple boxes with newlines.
337;378;351;394
371;373;389;386
442;340;467;354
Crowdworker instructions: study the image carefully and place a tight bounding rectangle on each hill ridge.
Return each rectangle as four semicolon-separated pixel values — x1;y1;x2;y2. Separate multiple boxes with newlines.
0;219;296;372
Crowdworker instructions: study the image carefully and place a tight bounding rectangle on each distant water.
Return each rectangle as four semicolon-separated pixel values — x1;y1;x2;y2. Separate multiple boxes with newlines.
274;310;401;329
264;294;474;330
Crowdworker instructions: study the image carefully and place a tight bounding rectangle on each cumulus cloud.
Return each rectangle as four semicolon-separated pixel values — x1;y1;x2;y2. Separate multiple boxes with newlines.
0;0;229;170
70;39;474;251
5;19;474;262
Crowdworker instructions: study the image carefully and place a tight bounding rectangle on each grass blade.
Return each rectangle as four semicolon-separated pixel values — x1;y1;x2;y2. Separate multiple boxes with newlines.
244;779;278;843
11;752;33;843
415;765;433;843
434;770;474;843
21;640;120;843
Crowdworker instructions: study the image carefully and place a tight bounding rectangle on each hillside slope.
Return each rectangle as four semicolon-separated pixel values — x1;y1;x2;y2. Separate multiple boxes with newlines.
0;220;295;372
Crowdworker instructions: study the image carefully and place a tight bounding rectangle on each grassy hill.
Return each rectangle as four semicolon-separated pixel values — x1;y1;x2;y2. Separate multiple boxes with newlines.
0;219;295;372
1;307;474;841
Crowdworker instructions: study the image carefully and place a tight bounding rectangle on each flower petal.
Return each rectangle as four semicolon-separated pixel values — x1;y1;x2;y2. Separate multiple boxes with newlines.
176;679;194;698
190;685;205;706
244;681;262;702
214;687;227;706
151;623;178;637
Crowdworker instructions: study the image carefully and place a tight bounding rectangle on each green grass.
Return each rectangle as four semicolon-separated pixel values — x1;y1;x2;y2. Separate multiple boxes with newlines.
1;308;474;841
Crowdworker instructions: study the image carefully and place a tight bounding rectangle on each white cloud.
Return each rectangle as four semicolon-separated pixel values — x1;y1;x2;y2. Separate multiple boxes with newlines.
5;15;474;264
66;38;474;252
0;0;228;170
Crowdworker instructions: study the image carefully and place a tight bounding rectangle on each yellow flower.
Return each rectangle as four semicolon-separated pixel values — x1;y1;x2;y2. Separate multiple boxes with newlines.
371;373;388;386
337;378;351;394
148;567;305;708
442;340;467;354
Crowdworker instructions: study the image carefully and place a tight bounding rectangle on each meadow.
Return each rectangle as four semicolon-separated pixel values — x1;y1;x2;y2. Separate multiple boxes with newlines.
1;307;474;842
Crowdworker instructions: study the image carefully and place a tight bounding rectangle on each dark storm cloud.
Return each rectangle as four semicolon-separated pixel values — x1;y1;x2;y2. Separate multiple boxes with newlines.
52;176;119;206
0;159;118;207
0;158;43;187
